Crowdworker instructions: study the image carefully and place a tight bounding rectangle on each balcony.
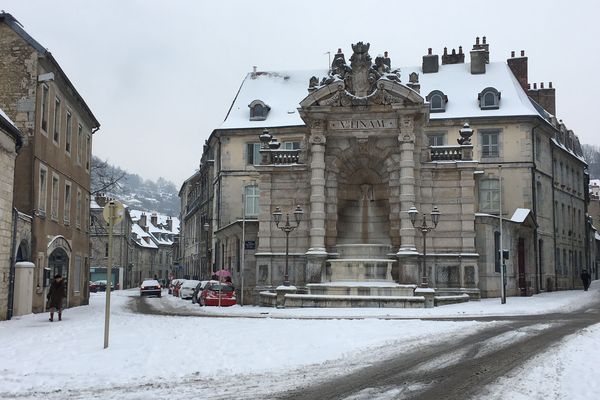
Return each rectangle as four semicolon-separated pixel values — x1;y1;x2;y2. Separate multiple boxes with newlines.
429;145;473;162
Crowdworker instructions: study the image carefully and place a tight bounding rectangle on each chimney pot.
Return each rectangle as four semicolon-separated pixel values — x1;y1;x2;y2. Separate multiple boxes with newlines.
528;83;531;89
533;83;537;89
337;48;342;53
476;36;480;45
511;51;515;58
540;82;544;89
444;47;448;55
483;36;487;44
252;66;257;73
521;50;525;57
549;81;553;88
428;47;432;55
459;46;463;54
452;48;456;55
384;51;388;57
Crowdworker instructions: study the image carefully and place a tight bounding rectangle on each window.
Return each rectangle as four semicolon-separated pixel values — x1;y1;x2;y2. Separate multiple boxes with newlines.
64;182;71;224
38;165;48;215
478;87;501;110
426;90;448;113
246;143;261;165
86;134;91;171
556;248;561;274
51;173;59;220
105;243;109;257
428;133;445;146
77;124;83;165
535;135;541;161
41;85;49;133
65;112;72;154
248;100;271;121
245;185;260;217
74;256;82;293
536;181;543;210
53;97;61;144
481;130;500;157
76;189;82;228
283;141;300;150
494;231;501;273
479;179;500;213
562;249;567;275
85;195;89;231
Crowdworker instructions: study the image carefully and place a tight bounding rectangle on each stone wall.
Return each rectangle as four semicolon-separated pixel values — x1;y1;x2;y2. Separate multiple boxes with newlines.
0;130;17;320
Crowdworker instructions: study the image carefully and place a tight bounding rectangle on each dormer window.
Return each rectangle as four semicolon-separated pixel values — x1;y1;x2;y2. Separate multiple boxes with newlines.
426;90;448;113
248;100;271;121
478;87;501;110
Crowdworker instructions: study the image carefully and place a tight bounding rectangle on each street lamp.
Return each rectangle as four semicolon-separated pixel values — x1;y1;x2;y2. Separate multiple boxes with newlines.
272;205;303;286
409;206;441;288
203;222;210;279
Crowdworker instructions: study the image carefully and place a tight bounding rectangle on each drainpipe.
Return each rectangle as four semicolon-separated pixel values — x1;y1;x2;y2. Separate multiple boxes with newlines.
531;124;541;293
551;144;558;291
7;208;18;320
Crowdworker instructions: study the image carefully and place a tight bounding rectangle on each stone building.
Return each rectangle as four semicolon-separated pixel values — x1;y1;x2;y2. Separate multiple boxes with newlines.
0;108;23;320
178;142;214;280
187;38;589;304
0;13;100;312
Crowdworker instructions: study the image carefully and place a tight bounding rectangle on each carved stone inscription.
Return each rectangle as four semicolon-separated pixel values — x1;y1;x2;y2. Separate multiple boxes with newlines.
329;119;397;130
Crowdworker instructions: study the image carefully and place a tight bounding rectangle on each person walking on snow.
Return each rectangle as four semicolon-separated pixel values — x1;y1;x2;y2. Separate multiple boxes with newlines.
581;269;591;291
47;274;65;321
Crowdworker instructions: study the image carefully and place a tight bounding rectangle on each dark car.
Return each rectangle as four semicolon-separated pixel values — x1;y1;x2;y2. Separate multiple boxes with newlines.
95;280;114;292
89;281;99;293
198;282;236;306
140;279;162;297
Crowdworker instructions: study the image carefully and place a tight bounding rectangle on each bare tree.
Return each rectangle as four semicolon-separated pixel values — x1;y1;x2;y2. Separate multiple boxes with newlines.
91;156;127;195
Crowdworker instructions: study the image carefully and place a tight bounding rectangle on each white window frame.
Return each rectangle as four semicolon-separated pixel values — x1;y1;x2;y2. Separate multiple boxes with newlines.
51;172;59;221
64;181;72;225
480;130;500;158
428;133;445;146
65;111;72;155
76;188;82;228
247;143;261;166
53;97;61;145
41;84;49;134
479;178;500;213
245;185;260;217
283;141;301;150
38;164;48;216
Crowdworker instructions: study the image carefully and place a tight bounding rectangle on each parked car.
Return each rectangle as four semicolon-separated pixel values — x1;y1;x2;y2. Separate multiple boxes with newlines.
179;280;201;300
89;281;99;293
198;282;236;306
140;279;162;297
95;280;114;292
172;280;184;297
191;280;214;304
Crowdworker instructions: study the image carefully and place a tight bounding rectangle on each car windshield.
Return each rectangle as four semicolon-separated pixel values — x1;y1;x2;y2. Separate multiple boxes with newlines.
208;284;234;292
142;280;159;286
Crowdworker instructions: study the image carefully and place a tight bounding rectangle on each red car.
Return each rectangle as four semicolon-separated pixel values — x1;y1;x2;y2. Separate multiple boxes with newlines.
172;280;184;297
198;282;236;306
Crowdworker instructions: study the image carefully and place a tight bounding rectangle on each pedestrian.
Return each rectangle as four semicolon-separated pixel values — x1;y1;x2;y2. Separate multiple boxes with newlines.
581;269;591;291
47;274;66;322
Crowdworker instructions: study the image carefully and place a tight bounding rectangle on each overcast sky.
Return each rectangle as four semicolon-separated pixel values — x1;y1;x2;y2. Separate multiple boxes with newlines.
3;0;600;186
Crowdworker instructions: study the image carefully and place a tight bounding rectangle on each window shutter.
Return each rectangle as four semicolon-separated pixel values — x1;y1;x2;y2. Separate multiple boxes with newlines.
247;143;254;165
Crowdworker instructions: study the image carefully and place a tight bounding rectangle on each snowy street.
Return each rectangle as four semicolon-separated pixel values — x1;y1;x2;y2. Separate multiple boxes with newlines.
1;284;599;399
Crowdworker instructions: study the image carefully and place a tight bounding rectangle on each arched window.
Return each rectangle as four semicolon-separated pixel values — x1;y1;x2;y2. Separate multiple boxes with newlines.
426;90;448;113
478;87;501;110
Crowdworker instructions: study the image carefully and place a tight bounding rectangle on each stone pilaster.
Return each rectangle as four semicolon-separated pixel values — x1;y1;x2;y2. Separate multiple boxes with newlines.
398;116;417;253
256;173;273;253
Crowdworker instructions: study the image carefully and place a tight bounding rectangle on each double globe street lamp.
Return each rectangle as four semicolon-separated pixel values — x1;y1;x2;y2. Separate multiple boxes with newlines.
272;205;303;286
408;206;441;288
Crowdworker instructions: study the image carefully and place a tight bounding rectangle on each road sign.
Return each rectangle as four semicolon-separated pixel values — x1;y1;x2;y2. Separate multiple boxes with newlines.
102;200;125;226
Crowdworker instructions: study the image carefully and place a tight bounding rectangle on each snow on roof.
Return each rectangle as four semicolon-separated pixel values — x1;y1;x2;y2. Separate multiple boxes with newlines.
129;209;180;234
90;199;102;210
131;224;158;249
589;179;600;187
596;232;600;241
219;62;541;130
511;208;531;223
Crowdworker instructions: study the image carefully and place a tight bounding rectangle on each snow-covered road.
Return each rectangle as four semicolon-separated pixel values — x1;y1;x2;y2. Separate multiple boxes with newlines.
0;283;599;399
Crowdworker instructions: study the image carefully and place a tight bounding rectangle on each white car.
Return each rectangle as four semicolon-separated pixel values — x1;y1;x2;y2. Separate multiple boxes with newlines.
179;280;201;300
140;279;161;297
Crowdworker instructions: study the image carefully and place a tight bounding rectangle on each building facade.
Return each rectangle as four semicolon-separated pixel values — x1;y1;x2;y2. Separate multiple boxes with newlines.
186;38;590;303
0;13;100;312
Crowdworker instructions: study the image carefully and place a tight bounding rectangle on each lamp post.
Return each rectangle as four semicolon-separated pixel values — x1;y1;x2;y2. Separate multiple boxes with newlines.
272;205;303;286
408;206;441;288
203;222;210;279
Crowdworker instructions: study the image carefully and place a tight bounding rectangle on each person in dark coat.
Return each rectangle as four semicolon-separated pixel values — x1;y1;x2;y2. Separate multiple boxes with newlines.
47;274;66;321
581;269;591;291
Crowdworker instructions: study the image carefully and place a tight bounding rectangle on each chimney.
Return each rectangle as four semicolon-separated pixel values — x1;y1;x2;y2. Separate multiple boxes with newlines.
150;212;158;227
470;36;489;74
422;48;439;73
441;46;465;65
139;212;147;228
507;49;528;91
166;217;173;232
528;81;556;115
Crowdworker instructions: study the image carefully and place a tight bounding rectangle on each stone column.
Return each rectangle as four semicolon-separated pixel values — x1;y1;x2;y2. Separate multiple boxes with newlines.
397;116;420;284
306;125;328;282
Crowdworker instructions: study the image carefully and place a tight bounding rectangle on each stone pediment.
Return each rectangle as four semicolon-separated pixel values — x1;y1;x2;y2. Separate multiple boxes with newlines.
300;42;424;108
